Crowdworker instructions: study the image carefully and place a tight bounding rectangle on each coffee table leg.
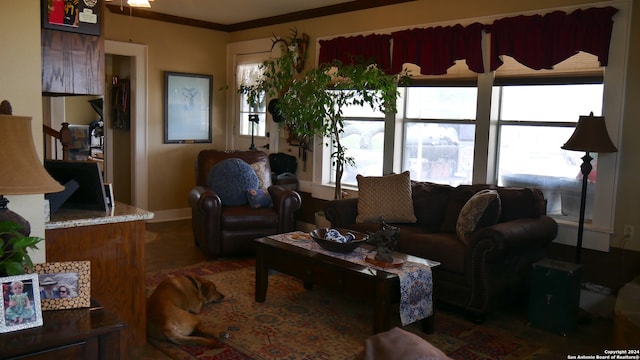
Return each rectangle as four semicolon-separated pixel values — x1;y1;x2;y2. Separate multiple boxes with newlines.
373;275;392;333
255;244;268;302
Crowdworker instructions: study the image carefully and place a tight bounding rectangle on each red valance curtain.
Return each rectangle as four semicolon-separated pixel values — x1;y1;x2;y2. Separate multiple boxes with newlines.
390;22;486;75
489;6;618;71
318;34;392;73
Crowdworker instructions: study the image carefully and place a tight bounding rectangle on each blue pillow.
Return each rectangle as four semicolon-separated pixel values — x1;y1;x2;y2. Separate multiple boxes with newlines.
207;158;259;206
246;188;273;208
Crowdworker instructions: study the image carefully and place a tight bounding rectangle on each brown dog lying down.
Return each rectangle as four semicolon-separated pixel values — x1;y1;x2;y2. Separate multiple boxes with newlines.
147;274;226;347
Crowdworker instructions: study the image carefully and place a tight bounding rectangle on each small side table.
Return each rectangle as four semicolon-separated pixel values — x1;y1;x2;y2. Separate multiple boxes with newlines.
0;302;125;359
528;258;582;335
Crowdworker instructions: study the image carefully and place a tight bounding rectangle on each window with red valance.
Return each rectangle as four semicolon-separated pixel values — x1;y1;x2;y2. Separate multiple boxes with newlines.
489;6;618;71
317;6;618;75
318;34;392;73
390;23;486;75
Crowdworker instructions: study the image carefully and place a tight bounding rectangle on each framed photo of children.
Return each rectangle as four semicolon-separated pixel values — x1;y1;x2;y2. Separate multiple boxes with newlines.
41;0;102;36
31;261;91;311
0;274;43;333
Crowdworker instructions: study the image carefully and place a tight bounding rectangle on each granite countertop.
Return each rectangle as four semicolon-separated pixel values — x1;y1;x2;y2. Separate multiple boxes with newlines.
45;202;154;230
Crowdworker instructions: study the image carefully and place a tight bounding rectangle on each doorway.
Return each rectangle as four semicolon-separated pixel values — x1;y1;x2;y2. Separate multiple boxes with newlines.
104;40;148;210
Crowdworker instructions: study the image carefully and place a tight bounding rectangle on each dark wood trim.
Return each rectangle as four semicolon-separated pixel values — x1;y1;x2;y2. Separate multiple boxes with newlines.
107;0;416;32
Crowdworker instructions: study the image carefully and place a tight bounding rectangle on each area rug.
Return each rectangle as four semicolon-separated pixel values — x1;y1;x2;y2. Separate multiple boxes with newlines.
145;261;549;360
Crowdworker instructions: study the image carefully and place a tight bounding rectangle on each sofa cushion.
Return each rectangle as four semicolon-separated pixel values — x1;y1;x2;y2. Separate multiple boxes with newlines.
497;187;547;221
397;231;466;274
356;171;417;223
207;158;259;206
411;181;453;232
246;188;273;208
456;189;501;245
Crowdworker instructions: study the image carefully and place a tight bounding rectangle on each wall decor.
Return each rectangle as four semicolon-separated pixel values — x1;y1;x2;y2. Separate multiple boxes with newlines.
164;71;213;144
0;274;43;333
31;261;91;311
41;0;102;36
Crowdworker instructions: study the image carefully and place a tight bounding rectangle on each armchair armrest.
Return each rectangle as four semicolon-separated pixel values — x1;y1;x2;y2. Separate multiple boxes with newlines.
268;185;302;232
324;198;359;227
189;185;222;216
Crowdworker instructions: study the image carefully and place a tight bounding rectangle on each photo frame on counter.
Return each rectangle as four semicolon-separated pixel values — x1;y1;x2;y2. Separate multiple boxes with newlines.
1;274;43;333
31;261;91;311
41;0;102;36
164;71;213;144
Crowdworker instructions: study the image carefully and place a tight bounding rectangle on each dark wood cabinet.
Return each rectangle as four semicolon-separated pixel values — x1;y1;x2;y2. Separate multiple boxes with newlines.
41;29;104;95
0;305;124;359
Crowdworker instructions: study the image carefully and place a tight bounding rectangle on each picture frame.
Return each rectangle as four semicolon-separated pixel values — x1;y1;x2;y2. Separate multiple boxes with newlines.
164;71;213;144
31;261;91;311
41;0;102;36
1;274;43;333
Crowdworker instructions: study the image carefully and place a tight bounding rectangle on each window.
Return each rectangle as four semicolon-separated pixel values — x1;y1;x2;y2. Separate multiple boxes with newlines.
236;62;267;137
402;86;477;186
495;83;604;218
327;99;385;187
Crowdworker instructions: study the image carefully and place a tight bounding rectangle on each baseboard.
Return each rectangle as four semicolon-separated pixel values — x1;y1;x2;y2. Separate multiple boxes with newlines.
146;207;191;223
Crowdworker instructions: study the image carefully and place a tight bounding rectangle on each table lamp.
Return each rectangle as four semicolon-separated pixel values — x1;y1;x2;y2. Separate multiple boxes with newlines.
561;112;617;264
0;107;64;236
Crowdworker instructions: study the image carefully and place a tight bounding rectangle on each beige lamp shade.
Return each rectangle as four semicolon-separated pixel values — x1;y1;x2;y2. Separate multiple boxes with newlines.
0;115;64;195
561;113;618;153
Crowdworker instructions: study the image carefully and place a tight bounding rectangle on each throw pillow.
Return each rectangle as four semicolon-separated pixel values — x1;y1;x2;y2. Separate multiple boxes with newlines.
250;161;270;190
356;171;417;224
207;158;259;206
456;189;501;245
246;188;273;208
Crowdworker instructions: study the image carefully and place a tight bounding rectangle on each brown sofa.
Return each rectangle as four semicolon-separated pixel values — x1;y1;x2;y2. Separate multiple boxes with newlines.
324;181;558;321
189;150;301;259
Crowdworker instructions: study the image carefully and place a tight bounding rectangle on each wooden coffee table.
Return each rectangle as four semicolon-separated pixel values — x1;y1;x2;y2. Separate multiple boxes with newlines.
254;236;439;334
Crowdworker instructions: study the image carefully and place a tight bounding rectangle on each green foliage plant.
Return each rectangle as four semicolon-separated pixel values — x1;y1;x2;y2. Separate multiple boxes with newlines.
239;34;409;199
0;221;43;276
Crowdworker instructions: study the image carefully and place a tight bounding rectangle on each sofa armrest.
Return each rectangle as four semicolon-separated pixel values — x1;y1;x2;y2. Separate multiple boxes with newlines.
469;216;558;261
268;185;302;232
324;198;359;227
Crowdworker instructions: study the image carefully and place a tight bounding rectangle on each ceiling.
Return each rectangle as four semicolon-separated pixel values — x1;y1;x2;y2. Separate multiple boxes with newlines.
105;0;415;32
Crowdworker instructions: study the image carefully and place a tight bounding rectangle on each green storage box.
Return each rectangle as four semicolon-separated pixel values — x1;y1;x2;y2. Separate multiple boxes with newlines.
528;258;582;335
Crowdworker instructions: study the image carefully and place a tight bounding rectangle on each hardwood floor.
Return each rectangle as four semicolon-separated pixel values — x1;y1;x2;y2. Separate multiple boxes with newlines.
133;219;616;359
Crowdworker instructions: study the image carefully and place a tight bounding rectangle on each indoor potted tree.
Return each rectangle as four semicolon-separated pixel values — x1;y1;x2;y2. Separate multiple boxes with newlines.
240;35;408;199
0;221;43;276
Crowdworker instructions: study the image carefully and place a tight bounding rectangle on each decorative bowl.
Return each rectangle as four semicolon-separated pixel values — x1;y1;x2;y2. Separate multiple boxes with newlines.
309;228;368;253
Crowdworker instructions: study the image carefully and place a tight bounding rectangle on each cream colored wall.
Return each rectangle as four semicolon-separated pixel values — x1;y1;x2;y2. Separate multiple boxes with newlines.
103;11;229;212
64;96;102;125
0;0;48;263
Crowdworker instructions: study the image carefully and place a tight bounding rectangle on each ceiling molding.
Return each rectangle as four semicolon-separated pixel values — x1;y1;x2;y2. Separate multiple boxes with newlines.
106;0;416;32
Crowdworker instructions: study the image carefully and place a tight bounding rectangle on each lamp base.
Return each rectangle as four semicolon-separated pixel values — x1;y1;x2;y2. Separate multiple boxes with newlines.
0;195;31;237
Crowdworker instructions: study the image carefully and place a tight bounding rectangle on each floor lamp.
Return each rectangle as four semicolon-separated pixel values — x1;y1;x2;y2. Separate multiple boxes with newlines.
0;104;64;237
561;112;617;264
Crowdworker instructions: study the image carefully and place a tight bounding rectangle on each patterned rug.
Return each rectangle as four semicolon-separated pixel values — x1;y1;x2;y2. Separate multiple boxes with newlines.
145;260;549;360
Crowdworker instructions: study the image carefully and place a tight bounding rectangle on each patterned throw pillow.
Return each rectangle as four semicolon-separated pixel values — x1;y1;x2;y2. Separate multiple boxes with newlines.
456;189;501;245
250;161;270;190
246;188;273;208
356;171;417;223
207;158;259;206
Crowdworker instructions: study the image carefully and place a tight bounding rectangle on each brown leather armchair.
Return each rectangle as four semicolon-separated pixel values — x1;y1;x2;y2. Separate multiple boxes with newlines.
189;150;302;259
